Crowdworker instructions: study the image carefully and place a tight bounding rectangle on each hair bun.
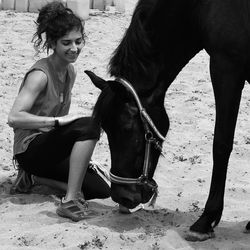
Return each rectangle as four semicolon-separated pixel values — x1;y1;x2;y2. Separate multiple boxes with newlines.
37;1;72;25
32;1;83;54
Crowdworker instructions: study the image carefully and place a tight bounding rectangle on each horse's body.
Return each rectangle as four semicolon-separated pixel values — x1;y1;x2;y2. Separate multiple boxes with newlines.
86;0;250;240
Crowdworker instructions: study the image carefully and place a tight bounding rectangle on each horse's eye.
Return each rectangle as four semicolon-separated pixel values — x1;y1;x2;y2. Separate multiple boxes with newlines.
119;104;138;131
120;113;134;130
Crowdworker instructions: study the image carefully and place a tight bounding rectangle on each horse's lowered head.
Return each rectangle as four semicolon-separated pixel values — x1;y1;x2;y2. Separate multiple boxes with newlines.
86;70;169;209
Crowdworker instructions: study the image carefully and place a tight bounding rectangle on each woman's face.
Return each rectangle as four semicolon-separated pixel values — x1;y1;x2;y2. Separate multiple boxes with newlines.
53;28;84;64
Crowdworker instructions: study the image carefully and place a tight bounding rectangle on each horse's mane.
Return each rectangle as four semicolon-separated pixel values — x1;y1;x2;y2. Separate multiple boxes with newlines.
108;0;196;81
109;0;157;80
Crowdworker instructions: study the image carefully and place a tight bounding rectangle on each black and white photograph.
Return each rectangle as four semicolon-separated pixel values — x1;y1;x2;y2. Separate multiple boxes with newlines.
0;0;250;249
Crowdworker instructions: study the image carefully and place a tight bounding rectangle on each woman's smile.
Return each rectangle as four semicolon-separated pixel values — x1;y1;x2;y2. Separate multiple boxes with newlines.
66;52;79;60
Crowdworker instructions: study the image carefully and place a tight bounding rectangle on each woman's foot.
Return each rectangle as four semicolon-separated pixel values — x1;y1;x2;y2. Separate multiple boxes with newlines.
56;197;98;222
10;168;34;194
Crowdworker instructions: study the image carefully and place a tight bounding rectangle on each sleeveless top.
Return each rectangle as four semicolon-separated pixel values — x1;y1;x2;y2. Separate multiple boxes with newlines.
13;57;76;156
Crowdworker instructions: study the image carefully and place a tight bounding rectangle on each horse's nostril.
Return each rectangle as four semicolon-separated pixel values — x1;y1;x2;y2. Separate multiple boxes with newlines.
111;184;142;208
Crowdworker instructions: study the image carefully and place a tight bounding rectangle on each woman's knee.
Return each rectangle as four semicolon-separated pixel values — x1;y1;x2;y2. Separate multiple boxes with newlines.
69;117;100;141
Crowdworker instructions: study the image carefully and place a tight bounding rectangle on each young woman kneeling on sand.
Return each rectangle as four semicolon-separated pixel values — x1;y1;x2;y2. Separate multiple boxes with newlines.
7;1;110;222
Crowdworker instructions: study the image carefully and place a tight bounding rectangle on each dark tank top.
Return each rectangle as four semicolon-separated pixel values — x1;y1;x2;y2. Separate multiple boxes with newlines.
13;57;76;155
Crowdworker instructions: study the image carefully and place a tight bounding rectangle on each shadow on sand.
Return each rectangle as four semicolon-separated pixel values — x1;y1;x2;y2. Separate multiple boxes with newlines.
1;176;250;249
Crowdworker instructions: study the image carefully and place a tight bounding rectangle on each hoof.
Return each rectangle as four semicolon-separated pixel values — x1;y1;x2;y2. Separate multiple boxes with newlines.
244;222;250;234
185;231;215;242
119;205;131;214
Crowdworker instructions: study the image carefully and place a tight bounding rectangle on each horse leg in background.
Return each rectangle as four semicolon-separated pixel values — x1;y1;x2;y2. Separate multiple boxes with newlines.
244;75;250;233
187;53;245;241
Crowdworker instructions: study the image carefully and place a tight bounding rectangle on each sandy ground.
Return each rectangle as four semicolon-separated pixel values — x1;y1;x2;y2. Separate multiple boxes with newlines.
0;0;250;249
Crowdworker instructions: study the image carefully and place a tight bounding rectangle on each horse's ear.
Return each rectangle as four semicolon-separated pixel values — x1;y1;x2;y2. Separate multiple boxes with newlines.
84;70;107;90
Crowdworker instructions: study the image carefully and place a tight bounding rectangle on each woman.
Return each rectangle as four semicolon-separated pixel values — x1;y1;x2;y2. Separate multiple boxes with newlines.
8;1;110;222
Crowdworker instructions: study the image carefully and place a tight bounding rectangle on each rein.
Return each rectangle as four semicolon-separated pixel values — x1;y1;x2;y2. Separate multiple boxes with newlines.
109;78;166;206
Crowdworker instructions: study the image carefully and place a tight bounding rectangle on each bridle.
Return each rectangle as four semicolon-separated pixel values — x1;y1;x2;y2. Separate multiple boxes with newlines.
109;78;166;205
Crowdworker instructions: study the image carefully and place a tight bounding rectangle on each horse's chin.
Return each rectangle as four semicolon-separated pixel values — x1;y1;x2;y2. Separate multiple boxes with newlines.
141;192;155;204
116;193;152;212
117;199;140;209
111;183;155;209
118;204;132;214
113;194;152;210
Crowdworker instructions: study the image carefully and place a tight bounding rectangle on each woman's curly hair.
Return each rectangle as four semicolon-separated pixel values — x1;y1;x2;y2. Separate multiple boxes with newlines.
32;1;85;54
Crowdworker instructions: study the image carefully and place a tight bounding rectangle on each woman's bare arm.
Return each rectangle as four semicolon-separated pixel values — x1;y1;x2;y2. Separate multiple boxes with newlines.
7;70;56;129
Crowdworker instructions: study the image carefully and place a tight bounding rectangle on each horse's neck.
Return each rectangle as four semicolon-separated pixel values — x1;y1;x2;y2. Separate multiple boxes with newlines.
148;0;202;89
111;0;202;92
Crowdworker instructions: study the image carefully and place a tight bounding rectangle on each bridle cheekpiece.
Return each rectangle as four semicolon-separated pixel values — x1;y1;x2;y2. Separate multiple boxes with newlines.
109;78;166;206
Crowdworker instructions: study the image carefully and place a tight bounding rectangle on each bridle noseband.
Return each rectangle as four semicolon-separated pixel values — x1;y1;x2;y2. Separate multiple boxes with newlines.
109;78;165;206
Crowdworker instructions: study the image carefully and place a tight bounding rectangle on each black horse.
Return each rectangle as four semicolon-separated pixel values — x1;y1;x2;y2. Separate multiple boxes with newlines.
86;0;250;241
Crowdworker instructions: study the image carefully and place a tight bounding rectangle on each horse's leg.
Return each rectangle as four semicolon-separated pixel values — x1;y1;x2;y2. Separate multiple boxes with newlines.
187;53;245;241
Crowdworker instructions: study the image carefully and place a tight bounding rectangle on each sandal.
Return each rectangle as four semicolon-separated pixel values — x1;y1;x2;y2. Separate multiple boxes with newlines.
10;168;33;194
56;198;98;222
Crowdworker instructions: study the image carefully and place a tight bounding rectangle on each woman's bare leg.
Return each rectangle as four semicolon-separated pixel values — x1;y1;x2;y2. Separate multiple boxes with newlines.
64;140;97;201
33;140;97;200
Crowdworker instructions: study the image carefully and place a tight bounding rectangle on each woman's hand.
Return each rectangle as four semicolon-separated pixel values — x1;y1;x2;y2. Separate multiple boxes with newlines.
57;114;83;126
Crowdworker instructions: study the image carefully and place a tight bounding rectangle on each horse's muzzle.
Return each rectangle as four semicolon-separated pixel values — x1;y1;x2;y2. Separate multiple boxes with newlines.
111;180;157;209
